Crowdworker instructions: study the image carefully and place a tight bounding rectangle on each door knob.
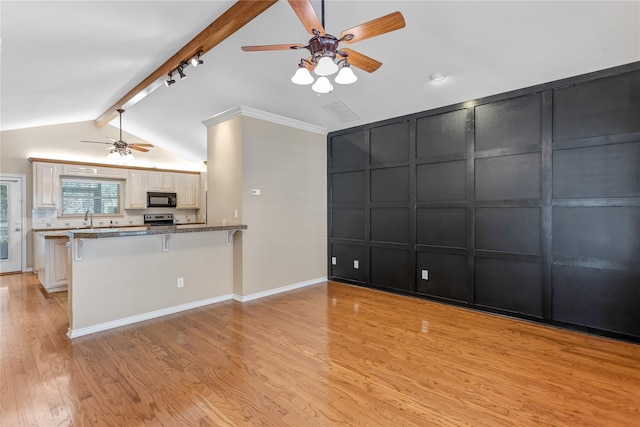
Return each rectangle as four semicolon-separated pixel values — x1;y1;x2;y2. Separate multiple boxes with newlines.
14;228;21;231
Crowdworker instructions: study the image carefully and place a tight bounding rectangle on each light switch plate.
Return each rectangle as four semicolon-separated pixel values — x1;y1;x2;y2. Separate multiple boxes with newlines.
421;270;429;280
353;260;359;269
331;257;337;265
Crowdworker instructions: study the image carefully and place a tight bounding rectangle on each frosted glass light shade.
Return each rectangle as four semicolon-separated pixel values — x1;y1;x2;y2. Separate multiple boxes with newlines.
291;67;314;85
314;56;339;76
312;76;333;94
335;66;358;84
107;150;119;160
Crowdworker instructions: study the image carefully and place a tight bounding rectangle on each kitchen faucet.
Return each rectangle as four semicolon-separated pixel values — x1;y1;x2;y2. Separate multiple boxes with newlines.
84;210;93;228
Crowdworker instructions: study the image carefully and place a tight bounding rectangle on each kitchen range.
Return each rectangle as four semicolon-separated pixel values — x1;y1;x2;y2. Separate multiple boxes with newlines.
144;213;175;227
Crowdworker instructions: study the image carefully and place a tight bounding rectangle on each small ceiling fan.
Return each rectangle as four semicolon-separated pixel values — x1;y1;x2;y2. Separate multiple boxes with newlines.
82;109;153;156
241;0;405;93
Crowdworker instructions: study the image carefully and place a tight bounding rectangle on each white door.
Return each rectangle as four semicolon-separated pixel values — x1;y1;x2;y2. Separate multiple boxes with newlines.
0;177;24;273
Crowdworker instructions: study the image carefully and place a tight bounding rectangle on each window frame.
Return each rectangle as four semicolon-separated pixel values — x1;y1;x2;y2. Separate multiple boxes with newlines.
59;177;124;217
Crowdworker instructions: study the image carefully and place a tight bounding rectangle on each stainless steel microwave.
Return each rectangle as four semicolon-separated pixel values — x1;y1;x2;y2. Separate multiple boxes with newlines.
147;192;177;208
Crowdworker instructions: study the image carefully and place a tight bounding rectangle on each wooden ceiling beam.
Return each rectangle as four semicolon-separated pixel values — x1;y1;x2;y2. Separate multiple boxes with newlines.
95;0;278;127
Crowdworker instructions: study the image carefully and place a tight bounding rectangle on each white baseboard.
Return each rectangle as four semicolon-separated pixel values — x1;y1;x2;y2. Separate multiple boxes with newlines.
67;277;328;339
67;294;233;339
233;277;327;302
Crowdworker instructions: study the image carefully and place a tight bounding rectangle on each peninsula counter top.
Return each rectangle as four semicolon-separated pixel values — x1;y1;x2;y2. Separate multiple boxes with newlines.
67;224;247;239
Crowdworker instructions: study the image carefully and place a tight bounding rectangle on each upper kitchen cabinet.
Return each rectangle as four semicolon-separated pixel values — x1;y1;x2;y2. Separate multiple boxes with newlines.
148;172;176;192
33;162;60;209
176;173;200;209
126;170;148;209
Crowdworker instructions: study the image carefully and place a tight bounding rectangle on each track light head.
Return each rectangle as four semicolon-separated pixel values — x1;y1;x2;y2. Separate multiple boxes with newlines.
164;72;176;87
177;65;187;80
190;51;204;67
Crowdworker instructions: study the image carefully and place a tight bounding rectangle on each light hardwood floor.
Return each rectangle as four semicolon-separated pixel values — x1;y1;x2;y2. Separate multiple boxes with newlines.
1;272;638;426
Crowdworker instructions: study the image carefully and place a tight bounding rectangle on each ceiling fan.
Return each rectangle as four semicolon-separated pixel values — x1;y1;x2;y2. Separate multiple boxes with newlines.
82;109;153;158
241;0;405;93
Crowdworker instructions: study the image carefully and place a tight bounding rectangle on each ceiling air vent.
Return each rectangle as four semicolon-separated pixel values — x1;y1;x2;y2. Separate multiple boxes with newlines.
321;101;360;123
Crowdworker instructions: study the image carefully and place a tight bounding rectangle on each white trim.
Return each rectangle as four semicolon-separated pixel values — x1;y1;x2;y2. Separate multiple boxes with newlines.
202;105;327;135
67;294;233;338
233;277;327;303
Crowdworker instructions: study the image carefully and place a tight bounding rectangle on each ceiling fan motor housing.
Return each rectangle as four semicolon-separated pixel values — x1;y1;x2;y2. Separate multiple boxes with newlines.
308;34;340;62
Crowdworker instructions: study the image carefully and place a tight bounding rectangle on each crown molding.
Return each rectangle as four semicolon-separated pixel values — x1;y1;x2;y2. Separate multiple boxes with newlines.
202;105;327;135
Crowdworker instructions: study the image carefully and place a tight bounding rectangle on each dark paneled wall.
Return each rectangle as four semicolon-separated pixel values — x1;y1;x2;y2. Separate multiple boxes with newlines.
327;63;640;340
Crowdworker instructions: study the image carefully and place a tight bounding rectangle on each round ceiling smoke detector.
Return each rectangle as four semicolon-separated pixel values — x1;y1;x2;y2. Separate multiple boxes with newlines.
429;73;446;83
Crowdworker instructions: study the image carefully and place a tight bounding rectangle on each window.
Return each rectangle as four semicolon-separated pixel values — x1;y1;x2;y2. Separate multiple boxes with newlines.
61;178;122;216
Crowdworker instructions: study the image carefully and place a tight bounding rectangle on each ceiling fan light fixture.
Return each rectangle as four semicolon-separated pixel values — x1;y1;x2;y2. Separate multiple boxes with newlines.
291;66;314;85
335;64;357;84
107;149;119;160
312;76;333;94
314;55;339;76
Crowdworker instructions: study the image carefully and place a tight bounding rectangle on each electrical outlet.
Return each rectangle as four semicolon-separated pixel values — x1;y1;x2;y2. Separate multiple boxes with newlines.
234;209;238;218
421;270;429;280
177;278;184;288
331;256;337;265
353;260;359;269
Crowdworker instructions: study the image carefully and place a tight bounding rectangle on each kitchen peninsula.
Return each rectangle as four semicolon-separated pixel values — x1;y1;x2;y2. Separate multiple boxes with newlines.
67;223;246;338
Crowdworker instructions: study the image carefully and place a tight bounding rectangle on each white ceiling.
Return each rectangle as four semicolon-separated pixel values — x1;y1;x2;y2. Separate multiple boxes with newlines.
2;1;639;162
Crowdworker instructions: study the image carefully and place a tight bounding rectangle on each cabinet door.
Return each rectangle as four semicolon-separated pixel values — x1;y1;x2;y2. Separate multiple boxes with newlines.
33;162;59;209
176;174;200;209
148;172;176;192
126;170;148;209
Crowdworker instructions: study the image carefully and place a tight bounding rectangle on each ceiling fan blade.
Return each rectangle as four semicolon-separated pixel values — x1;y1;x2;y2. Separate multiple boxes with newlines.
81;140;112;145
339;11;405;44
242;43;304;52
130;143;154;148
339;48;382;73
288;0;324;35
130;146;150;153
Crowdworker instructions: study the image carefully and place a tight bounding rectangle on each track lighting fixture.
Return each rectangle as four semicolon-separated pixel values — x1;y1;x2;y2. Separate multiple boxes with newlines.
190;51;204;67
164;53;206;88
164;72;176;87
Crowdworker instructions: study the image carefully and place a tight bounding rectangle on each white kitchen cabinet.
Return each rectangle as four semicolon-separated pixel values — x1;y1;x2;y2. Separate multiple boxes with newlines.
148;172;176;192
33;162;60;209
176;173;200;209
35;232;69;293
126;170;148;209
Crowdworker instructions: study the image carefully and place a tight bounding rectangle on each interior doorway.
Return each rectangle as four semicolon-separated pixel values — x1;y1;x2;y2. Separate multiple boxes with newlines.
0;175;26;273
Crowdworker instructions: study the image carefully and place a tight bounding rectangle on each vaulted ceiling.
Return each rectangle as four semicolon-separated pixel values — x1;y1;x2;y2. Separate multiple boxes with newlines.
2;1;638;162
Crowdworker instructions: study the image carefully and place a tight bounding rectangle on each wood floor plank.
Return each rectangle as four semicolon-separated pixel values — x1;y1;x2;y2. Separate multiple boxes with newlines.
1;273;639;426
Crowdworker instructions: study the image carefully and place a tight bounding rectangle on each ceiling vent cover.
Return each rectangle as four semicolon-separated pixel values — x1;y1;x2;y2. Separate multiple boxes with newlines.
322;101;360;123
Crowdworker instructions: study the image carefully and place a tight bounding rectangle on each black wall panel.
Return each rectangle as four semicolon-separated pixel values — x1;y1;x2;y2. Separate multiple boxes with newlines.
553;207;640;262
332;208;365;240
416;208;466;248
331;171;365;203
416;110;467;158
370;121;410;164
416;161;466;201
475;94;542;151
370;247;411;291
475;153;541;200
475;258;543;317
416;252;469;302
553;265;640;336
476;208;541;254
329;62;640;340
331;131;366;169
553;142;640;198
371;208;409;244
331;243;366;282
371;166;410;203
553;70;640;141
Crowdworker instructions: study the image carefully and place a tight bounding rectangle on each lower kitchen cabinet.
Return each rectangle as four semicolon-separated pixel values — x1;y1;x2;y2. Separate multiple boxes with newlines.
35;232;69;293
